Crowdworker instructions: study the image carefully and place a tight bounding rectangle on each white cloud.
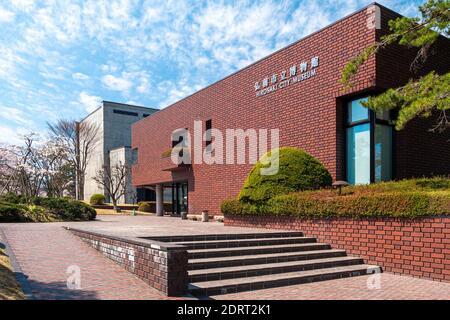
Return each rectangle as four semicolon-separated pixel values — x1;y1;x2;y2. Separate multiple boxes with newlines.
0;106;33;126
102;74;133;92
0;45;26;82
0;124;29;145
10;0;35;13
157;77;206;109
79;91;102;113
0;6;14;23
0;0;425;134
136;74;151;93
72;72;89;81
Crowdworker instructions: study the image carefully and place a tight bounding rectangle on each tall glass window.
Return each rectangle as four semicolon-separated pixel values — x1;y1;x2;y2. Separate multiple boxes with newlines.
346;97;393;185
375;124;392;182
347;123;371;184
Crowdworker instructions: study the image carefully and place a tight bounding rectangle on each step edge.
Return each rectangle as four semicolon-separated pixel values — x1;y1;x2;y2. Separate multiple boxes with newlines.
188;265;381;291
188;256;364;277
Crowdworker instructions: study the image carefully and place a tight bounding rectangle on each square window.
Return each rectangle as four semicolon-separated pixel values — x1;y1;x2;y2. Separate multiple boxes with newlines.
348;98;369;124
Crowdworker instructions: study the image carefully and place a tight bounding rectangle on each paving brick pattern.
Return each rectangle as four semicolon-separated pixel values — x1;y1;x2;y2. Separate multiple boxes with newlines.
210;273;450;300
0;223;182;300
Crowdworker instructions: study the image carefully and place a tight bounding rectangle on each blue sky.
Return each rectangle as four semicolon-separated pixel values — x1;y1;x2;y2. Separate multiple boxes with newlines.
0;0;423;144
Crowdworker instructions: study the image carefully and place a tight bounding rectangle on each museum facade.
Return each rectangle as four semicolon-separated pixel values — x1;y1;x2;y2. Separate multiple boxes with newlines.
131;3;450;216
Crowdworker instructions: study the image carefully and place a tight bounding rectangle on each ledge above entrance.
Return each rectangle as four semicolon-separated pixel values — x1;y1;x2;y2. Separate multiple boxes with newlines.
161;156;191;172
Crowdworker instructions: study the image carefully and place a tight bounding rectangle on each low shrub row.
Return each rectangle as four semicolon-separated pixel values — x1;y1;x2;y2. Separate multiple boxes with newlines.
0;194;96;223
222;178;450;219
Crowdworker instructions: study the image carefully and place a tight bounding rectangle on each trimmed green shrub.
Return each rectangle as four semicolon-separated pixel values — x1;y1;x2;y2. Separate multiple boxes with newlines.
221;199;244;216
138;202;153;213
238;147;332;205
0;202;31;222
222;178;450;219
34;197;96;221
265;192;449;218
90;194;106;205
0;195;96;222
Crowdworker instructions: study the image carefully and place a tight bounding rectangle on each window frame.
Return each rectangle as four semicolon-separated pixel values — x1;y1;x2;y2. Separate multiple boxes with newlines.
345;96;395;184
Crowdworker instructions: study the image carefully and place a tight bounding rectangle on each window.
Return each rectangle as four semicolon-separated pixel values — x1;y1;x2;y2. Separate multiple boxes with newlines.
113;109;138;117
143;114;150;118
348;98;369;123
375;124;392;182
347;123;371;184
346;97;393;185
205;119;212;149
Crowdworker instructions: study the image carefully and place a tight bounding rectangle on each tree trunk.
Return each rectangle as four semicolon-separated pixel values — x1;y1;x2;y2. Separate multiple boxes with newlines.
112;198;121;213
78;174;84;201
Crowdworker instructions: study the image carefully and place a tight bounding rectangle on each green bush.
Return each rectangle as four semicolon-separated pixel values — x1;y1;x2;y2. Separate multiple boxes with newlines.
238;147;332;205
0;193;29;205
138;202;153;213
222;178;450;219
0;202;31;222
90;194;106;205
34;197;96;221
0;196;96;222
221;199;244;216
265;192;449;219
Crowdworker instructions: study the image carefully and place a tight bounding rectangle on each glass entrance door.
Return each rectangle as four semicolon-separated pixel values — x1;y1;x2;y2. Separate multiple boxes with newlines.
171;182;188;215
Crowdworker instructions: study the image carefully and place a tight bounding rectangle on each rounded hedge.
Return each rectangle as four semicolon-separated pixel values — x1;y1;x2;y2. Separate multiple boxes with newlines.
238;147;332;205
33;197;97;221
90;194;106;205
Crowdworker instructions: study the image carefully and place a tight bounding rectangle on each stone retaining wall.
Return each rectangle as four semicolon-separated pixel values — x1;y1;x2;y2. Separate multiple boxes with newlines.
225;215;450;283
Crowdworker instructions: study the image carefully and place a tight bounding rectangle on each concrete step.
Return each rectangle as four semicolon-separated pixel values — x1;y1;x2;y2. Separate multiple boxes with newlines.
188;242;332;259
189;264;382;297
188;256;364;282
142;231;304;243
188;249;348;270
177;236;317;250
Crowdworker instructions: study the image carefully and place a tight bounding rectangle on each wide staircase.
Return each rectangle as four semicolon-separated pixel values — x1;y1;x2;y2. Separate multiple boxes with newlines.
170;231;381;297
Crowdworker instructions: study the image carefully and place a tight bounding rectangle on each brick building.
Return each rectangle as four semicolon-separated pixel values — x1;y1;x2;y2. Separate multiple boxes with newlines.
131;3;450;216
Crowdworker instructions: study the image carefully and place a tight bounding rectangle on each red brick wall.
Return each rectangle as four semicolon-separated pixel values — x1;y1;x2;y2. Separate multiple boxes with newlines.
225;215;450;283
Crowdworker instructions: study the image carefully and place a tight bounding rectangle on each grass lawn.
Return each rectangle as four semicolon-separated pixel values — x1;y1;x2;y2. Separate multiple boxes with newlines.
0;244;25;300
95;208;153;216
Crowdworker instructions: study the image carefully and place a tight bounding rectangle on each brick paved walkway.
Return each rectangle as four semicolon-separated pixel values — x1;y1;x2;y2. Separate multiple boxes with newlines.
1;216;449;300
0;222;183;300
210;272;450;300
